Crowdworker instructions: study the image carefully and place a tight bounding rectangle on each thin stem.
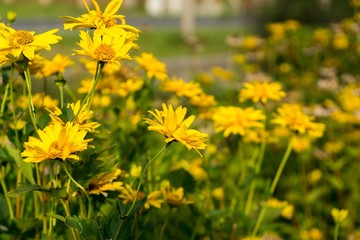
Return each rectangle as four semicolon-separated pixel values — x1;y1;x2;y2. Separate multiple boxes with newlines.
0;166;14;219
269;137;294;194
245;132;266;215
60;161;93;219
0;80;10;120
23;62;38;132
114;144;169;240
252;137;295;236
61;200;79;240
159;207;173;240
81;61;105;110
334;223;339;240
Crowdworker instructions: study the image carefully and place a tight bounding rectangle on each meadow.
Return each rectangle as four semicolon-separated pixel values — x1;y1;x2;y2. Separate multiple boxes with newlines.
0;0;359;239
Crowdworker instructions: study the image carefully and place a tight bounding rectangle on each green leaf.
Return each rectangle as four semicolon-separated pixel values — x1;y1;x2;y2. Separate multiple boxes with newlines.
6;183;42;197
46;213;66;223
2;145;35;184
65;216;100;238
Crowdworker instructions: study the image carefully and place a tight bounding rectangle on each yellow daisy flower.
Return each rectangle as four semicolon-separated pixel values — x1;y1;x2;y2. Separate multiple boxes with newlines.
74;29;134;64
144;103;208;157
21;122;92;163
134;52;168;81
271;104;325;138
62;0;139;34
37;53;74;77
0;23;61;61
331;208;348;224
47;100;100;133
212;106;265;137
239;80;286;103
160;77;203;98
144;191;164;209
86;168;123;197
160;180;193;206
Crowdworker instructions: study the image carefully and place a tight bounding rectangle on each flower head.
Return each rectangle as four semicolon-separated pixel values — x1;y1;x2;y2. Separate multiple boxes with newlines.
212;106;265;137
74;29;135;64
160;180;193;206
0;23;61;61
239;80;286;103
86;168;123;196
331;208;348;224
144;103;207;156
271;104;325;138
21;122;92;163
62;0;139;34
37;54;74;77
134;52;168;80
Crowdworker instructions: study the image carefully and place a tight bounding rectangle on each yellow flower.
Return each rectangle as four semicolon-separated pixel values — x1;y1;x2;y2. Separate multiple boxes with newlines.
37;53;74;77
160;77;203;98
300;228;323;240
47;100;100;133
0;23;61;61
281;204;294;220
21;122;92;163
118;184;144;204
6;11;16;24
134;52;168;80
86;168;123;196
74;29;134;64
211;66;233;81
271;104;325;138
160;180;193;206
9;119;27;130
16;93;59;111
239;80;286;103
144;103;208;157
62;0;139;34
144;191;164;209
332;33;349;50
130;164;142;178
292;136;311;153
331;208;348;224
174;159;208;181
189;93;216;108
212;106;265;137
212;187;224;201
313;28;331;46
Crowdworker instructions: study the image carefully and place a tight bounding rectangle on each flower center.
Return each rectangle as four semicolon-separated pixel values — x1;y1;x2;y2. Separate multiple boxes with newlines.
9;30;34;47
48;141;62;159
94;44;116;61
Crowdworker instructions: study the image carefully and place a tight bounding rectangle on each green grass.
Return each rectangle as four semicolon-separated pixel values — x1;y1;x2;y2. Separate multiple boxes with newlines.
137;26;247;57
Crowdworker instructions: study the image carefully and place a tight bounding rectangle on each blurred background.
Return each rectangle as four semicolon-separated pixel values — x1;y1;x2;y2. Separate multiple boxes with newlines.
0;0;354;78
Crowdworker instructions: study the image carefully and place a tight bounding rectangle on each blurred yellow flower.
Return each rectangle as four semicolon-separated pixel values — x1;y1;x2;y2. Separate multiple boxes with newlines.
6;11;16;23
308;169;322;184
332;33;349;50
9;119;26;130
21;122;92;163
331;208;348;224
300;228;323;240
174;158;208;181
130;164;142;178
16;93;59;111
134;52;168;81
212;187;224;201
271;104;325;138
144;191;163;209
160;77;203;98
189;93;217;108
160;180;193;206
91;94;112;107
37;53;74;77
118;184;144;204
292;136;311;153
211;66;233;81
281;204;294;220
239;80;286;103
87;168;123;196
0;23;61;61
144;103;208;156
324;140;344;154
62;0;139;34
213;106;265;137
74;30;134;64
313;28;331;46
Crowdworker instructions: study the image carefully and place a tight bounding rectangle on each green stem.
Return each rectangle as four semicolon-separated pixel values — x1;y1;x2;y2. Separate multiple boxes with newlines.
23;62;38;132
245;133;266;215
334;223;339;240
60;161;93;219
82;61;105;110
0;79;10;120
0;166;14;219
61;200;79;240
252;137;294;236
160;207;173;240
269;137;294;194
114;144;169;240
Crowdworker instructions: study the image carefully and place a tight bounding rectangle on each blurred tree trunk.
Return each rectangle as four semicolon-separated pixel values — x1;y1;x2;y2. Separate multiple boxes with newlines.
180;0;196;40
